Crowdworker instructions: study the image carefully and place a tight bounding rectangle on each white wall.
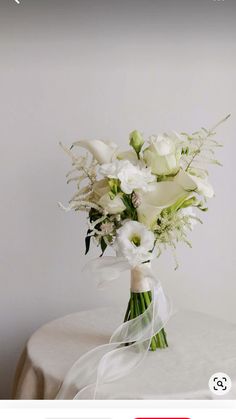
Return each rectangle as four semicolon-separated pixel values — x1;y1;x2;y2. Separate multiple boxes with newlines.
0;0;236;399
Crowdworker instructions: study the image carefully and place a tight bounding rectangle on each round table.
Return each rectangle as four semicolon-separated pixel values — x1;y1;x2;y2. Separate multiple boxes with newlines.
13;308;236;400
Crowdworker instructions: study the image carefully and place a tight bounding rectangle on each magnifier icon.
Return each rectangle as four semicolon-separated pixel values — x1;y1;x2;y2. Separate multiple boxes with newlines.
209;372;232;395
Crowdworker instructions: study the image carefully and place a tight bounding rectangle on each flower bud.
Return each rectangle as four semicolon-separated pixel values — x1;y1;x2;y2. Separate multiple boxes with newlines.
132;192;142;208
129;130;144;157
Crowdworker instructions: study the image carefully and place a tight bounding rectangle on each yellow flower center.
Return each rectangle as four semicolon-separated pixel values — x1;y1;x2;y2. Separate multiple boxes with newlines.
130;234;141;247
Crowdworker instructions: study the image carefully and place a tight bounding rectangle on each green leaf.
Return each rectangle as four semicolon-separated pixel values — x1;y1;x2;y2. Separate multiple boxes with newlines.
122;195;132;211
100;237;107;256
85;230;92;255
121;194;138;220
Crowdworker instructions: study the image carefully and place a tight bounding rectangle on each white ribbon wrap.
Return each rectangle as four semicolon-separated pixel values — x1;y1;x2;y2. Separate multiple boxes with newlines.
131;265;151;292
56;257;171;400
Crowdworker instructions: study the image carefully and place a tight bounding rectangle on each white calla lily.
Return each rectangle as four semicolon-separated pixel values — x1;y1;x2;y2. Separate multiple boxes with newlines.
137;180;189;229
176;169;214;199
116;150;138;164
73;139;118;164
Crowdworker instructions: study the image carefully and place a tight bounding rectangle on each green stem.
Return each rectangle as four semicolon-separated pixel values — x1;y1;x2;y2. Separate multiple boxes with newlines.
139;293;146;313
133;293;139;317
124;299;130;322
130;295;134;319
124;290;168;351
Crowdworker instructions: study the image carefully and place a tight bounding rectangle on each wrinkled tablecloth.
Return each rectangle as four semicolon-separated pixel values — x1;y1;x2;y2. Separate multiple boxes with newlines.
13;308;236;399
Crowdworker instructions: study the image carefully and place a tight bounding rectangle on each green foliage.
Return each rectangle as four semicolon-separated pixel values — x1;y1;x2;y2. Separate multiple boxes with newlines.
100;237;108;256
89;208;103;223
85;229;93;255
121;194;138;220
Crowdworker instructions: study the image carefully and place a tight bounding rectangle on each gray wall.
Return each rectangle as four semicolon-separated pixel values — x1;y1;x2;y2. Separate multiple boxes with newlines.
0;0;236;399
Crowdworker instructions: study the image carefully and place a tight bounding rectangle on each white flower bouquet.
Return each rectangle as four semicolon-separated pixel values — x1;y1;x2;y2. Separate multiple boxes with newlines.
60;115;229;352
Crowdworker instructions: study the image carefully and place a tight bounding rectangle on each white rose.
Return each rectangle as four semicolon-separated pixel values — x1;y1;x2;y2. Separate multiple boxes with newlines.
100;160;155;194
143;133;181;176
98;193;126;214
175;169;214;199
72;139;118;164
115;220;155;267
137;180;189;229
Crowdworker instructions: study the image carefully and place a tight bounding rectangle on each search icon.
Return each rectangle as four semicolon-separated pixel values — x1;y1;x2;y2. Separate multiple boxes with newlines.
209;372;232;395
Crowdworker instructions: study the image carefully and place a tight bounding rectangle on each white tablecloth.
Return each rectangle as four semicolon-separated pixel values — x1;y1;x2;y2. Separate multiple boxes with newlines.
13;308;236;399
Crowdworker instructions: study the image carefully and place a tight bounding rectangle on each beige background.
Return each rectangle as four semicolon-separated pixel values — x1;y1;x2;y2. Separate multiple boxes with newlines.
0;0;236;399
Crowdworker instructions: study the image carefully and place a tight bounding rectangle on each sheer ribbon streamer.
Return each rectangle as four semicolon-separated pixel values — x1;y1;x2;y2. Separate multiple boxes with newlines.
56;257;171;399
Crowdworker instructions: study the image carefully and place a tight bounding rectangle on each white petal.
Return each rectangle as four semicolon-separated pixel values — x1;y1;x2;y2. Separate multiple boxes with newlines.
115;221;155;266
176;169;214;198
74;139;118;164
93;179;109;198
99;193;126;214
137;180;188;228
116;150;138;164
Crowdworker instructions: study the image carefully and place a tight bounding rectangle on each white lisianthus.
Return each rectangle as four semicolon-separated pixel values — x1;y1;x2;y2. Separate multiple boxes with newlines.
73;139;118;164
100;160;155;194
143;133;181;176
115;220;155;267
98;193;126;214
137;180;189;229
99;160;126;178
176;169;214;199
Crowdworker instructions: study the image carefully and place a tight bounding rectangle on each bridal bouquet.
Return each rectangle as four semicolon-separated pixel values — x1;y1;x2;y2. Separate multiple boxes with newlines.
60;115;229;353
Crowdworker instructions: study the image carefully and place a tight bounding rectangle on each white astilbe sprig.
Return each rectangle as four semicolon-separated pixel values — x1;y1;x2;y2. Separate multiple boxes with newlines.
69;186;93;203
58;200;103;213
154;209;203;269
180;114;230;172
59;142;104;214
87;219;116;240
88;213;108;230
88;221;116;249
